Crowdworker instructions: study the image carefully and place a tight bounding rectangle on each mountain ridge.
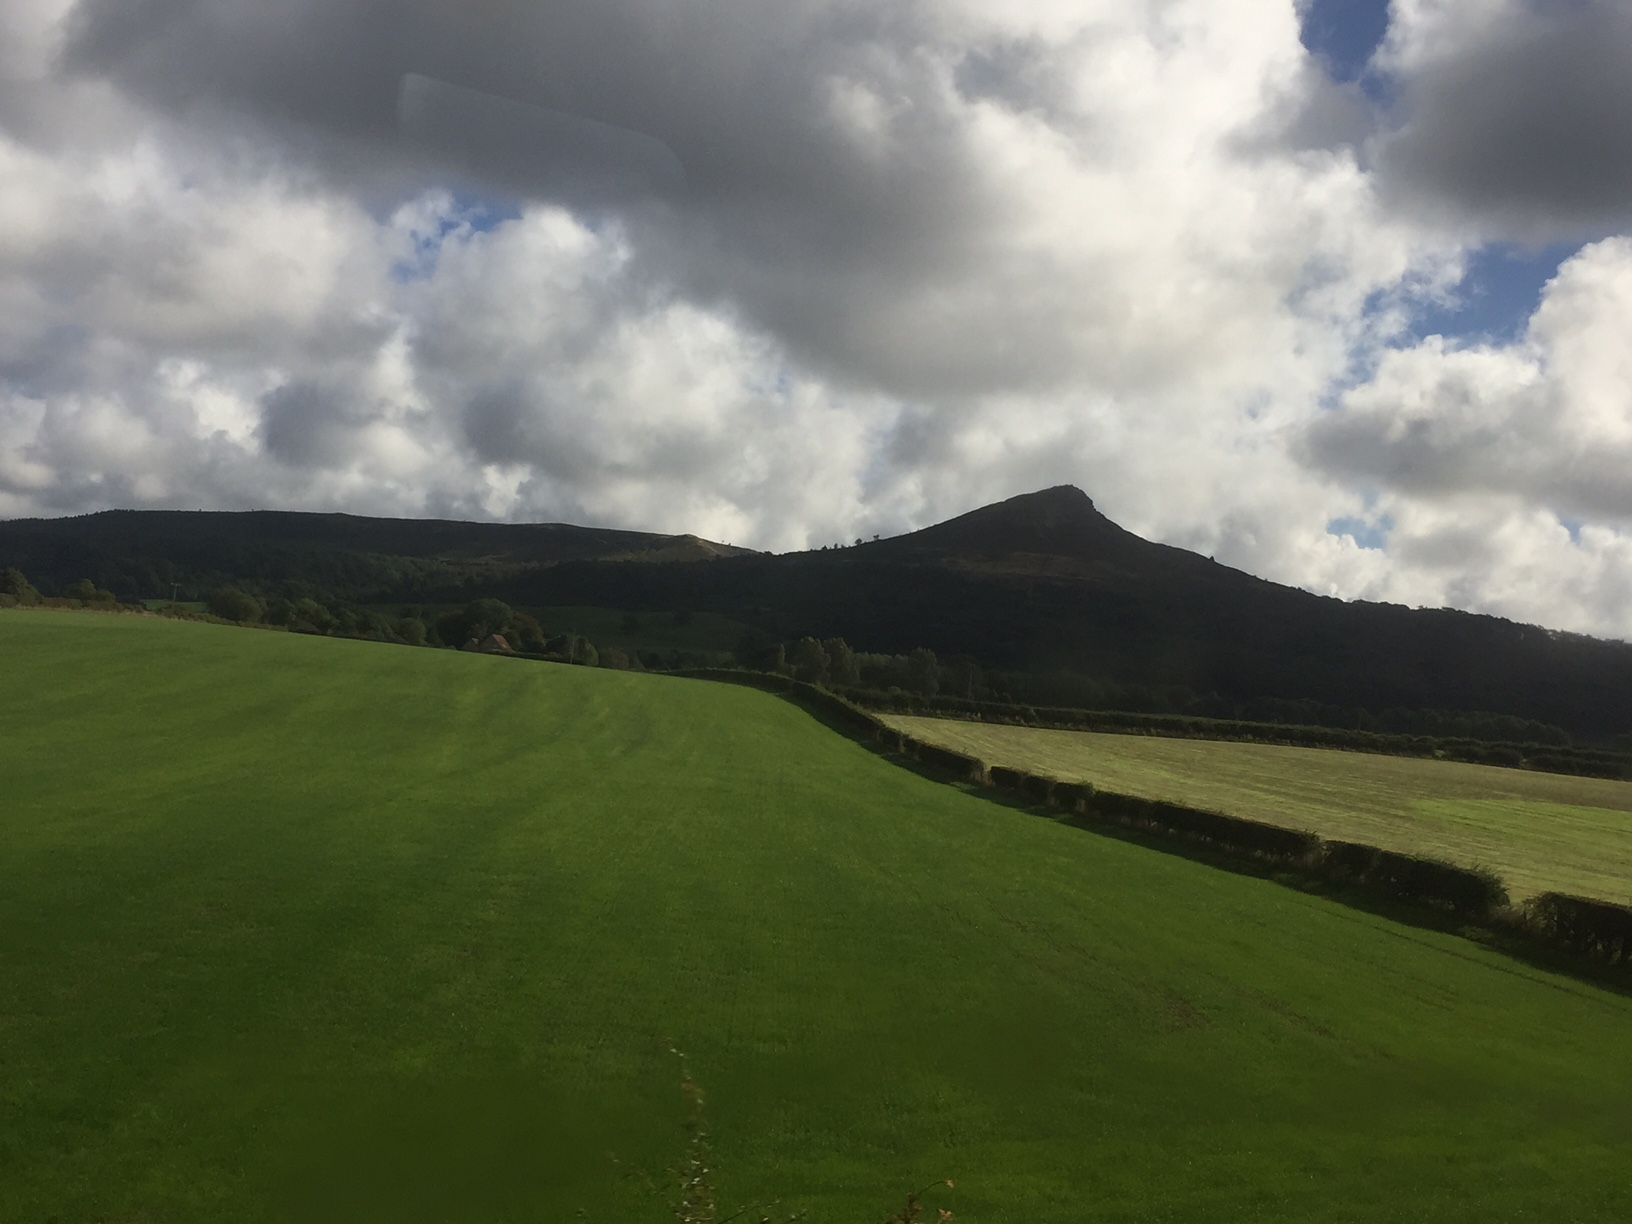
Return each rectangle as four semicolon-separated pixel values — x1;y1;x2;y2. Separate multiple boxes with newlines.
4;490;1630;735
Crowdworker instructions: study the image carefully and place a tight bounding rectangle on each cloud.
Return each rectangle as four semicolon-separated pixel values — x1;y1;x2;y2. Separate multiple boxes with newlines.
1305;237;1632;520
1375;0;1632;238
1299;236;1632;634
0;0;1629;639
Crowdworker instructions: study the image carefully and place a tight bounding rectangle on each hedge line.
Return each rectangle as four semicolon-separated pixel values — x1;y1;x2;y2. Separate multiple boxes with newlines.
1319;841;1507;917
834;688;1632;781
1521;893;1632;965
676;670;1632;960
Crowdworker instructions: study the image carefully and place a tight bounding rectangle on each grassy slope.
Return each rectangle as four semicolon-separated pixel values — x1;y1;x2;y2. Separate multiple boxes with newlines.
884;715;1632;905
2;612;1631;1224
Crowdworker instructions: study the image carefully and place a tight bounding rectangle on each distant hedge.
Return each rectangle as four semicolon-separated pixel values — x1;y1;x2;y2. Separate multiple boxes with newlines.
836;689;1632;781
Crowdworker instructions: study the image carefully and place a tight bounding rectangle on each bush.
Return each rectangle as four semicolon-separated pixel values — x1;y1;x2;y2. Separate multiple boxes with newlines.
1319;842;1507;916
206;586;263;623
1051;781;1093;811
906;647;940;697
989;765;1027;792
1018;772;1056;803
1071;790;1319;860
394;616;428;646
287;597;336;634
65;578;118;606
0;568;41;605
790;636;830;686
1523;893;1632;964
823;637;861;687
899;734;986;782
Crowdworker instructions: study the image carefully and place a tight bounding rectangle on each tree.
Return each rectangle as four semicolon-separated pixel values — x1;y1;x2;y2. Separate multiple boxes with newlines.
66;578;117;605
509;611;547;653
0;568;41;606
790;637;830;686
436;599;514;648
944;656;983;699
600;646;636;670
207;587;263;623
394;616;428;646
284;597;335;634
822;637;860;687
906;647;940;697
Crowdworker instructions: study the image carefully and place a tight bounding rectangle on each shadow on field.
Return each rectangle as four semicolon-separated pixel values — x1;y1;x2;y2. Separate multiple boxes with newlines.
772;685;1632;1002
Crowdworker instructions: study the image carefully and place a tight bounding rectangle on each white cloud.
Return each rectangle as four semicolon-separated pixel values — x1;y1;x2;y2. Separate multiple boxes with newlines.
1302;237;1632;635
0;0;1628;638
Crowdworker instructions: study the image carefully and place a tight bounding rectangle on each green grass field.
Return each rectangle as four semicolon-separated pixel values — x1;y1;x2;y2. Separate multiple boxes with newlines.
882;715;1632;905
5;610;1632;1223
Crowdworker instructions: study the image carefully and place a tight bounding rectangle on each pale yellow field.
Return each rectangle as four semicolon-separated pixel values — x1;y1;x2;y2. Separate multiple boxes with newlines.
883;715;1632;904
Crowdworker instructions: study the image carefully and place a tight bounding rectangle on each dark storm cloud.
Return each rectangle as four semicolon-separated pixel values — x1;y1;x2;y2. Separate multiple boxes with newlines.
398;75;684;209
1377;1;1632;236
259;382;358;468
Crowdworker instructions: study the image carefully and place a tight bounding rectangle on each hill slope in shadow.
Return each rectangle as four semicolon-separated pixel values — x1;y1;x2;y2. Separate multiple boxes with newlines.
5;488;1630;736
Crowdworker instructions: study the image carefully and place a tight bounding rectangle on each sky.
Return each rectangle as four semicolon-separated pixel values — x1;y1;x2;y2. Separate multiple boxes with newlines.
1;0;1631;638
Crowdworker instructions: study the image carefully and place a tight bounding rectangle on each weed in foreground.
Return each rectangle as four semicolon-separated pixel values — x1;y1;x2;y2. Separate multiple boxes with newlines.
666;1049;953;1224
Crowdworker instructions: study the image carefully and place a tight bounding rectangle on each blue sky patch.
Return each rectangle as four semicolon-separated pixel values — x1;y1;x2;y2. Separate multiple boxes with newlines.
391;192;522;283
1407;241;1579;346
1327;514;1392;550
1299;0;1391;83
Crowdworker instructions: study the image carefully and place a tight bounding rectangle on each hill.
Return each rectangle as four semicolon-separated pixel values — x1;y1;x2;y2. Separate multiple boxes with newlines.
512;487;1632;736
3;609;1632;1222
6;488;1632;736
0;507;751;603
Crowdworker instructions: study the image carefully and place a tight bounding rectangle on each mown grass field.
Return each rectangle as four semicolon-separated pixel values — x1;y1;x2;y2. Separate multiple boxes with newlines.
883;715;1632;905
4;610;1632;1223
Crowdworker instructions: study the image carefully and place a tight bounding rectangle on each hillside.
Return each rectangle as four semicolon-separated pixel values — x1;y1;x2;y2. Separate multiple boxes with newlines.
6;488;1632;734
0;507;751;602
4;610;1632;1222
513;487;1632;735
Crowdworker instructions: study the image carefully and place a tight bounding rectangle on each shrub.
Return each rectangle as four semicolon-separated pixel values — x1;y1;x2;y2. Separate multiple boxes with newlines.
1017;772;1056;803
902;735;986;782
1074;791;1318;860
206;586;263;623
1523;893;1632;964
548;634;600;667
988;765;1024;791
65;578;118;605
288;597;336;634
1051;781;1092;811
500;610;543;653
0;568;41;605
394;616;428;646
906;647;940;697
823;637;861;687
1319;842;1507;916
790;636;830;686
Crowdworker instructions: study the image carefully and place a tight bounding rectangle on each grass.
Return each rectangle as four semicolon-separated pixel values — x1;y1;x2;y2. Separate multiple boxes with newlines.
2;609;1632;1222
882;715;1632;904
